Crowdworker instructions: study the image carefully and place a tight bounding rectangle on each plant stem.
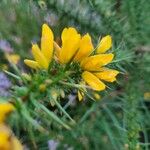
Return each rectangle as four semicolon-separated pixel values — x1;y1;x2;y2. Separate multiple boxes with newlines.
53;98;76;125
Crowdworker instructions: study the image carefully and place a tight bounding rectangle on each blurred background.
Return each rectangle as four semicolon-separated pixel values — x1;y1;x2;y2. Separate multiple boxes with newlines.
0;0;150;149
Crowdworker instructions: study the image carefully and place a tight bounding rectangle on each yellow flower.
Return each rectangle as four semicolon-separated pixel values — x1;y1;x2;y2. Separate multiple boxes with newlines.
144;92;150;100
0;103;15;123
5;54;20;65
0;124;23;150
55;27;81;64
54;28;119;93
0;132;11;150
24;24;54;70
0;104;23;150
11;137;23;150
76;34;119;91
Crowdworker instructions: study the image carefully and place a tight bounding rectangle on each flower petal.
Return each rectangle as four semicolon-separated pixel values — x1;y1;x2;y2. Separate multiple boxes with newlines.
59;27;81;64
12;137;23;150
0;103;15;123
24;59;40;69
0;125;11;150
54;41;61;58
32;44;48;69
74;33;94;62
94;69;119;82
81;53;114;71
78;90;84;101
61;27;78;44
41;24;54;63
5;54;20;65
97;35;112;53
82;71;106;91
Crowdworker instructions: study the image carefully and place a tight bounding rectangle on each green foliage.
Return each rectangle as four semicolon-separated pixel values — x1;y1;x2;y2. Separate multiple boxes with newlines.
0;0;150;149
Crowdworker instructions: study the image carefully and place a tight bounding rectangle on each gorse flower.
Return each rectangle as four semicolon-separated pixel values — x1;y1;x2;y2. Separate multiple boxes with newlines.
0;102;14;123
24;24;119;99
24;24;54;70
0;124;23;150
6;54;20;65
67;34;118;100
55;30;119;91
76;34;118;91
0;102;23;150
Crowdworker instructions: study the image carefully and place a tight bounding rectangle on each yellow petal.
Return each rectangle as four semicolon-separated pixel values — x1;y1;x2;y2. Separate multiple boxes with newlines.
6;54;20;65
41;24;54;63
61;27;78;44
59;27;81;64
0;124;12;149
24;59;40;69
94;69;119;82
32;44;48;69
81;53;114;71
97;35;112;53
54;41;61;58
78;90;84;101
0;132;11;150
12;137;23;150
0;124;23;150
74;33;94;62
0;103;15;123
82;71;106;91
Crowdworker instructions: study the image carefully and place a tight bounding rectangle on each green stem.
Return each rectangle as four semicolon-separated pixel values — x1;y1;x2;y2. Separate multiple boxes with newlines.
59;81;91;89
32;100;71;130
17;100;46;133
4;70;21;80
53;98;76;125
79;102;97;124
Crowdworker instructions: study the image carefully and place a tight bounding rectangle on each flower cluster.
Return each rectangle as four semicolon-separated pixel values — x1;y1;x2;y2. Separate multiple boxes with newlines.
0;102;23;150
24;24;119;100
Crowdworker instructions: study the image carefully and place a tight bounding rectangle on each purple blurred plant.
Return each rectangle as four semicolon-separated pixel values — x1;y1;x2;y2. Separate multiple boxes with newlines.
0;40;13;53
48;139;74;150
48;140;59;150
44;12;58;26
0;72;12;97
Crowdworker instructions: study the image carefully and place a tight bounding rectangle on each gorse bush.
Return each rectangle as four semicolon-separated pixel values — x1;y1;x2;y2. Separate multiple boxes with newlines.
0;0;149;150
